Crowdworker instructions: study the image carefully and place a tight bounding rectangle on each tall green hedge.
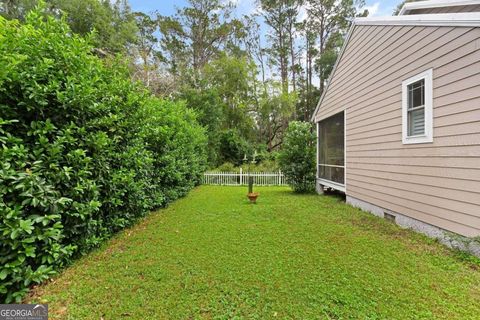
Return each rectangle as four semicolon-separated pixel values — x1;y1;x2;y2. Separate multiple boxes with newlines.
0;10;207;302
278;121;316;193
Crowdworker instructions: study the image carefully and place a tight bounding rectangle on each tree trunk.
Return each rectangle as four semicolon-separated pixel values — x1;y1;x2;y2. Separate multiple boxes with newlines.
279;30;288;94
289;23;296;93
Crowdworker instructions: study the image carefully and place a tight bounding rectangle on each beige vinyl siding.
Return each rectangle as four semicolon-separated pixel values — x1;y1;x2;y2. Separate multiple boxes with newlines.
316;27;478;121
314;25;480;237
407;5;480;15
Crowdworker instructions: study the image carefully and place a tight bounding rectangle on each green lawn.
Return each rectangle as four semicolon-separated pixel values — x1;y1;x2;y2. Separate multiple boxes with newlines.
28;186;480;319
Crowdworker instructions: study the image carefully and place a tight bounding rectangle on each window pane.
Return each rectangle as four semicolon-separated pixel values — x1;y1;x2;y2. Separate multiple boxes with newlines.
318;165;344;185
318;112;344;166
408;79;424;109
408;108;425;136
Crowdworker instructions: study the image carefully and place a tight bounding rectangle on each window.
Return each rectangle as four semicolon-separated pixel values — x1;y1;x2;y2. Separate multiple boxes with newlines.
318;111;345;186
402;69;433;144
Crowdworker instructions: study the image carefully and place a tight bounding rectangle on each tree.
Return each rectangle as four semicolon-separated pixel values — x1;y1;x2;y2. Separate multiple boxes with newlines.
256;83;297;151
152;0;260;166
218;129;252;165
157;0;244;88
203;54;257;139
285;0;302;93
178;87;224;165
260;0;299;94
242;15;268;94
0;0;37;20
131;12;163;91
59;0;138;53
278;121;316;192
179;54;258;166
306;0;366;94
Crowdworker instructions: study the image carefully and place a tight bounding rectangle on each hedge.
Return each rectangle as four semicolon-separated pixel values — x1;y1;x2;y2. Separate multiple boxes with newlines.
278;121;316;193
0;9;207;302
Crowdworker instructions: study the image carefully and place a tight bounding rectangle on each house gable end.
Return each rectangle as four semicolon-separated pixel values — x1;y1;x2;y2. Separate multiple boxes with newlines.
312;12;480;123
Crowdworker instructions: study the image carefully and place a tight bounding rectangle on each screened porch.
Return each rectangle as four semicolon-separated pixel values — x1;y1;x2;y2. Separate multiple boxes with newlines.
317;111;345;191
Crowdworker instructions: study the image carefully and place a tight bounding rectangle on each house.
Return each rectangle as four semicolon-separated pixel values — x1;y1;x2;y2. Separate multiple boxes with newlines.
312;0;480;254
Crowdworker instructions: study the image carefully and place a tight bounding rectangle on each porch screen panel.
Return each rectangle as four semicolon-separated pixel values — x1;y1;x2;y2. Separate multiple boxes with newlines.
318;111;344;185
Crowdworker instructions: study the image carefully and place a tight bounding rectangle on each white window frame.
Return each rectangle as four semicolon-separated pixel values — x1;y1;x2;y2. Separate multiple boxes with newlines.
402;69;433;144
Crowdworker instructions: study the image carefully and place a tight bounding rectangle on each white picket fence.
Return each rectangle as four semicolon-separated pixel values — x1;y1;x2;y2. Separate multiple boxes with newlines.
203;169;287;186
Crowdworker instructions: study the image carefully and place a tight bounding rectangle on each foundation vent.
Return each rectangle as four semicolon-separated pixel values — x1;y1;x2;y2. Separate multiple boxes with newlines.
384;212;396;223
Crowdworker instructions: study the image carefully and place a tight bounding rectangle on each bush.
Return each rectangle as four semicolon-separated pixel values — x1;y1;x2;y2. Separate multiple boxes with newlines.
238;160;279;173
213;160;279;173
215;162;237;172
137;98;207;204
0;9;206;302
278;121;316;193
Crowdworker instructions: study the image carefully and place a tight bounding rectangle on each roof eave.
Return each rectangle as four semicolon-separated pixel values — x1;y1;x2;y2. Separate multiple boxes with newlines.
399;0;480;16
356;12;480;27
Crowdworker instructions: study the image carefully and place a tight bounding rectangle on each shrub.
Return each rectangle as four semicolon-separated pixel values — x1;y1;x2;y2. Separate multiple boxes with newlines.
216;162;237;172
0;9;206;302
277;121;316;193
137;98;207;204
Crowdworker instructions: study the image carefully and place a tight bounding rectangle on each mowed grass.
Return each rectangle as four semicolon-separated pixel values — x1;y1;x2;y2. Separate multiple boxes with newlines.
28;186;480;319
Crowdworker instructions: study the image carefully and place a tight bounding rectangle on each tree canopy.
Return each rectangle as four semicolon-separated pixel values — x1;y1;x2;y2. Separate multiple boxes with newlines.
1;0;370;166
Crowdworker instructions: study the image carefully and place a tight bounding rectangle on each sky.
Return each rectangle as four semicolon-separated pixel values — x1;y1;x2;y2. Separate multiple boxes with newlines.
128;0;400;17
